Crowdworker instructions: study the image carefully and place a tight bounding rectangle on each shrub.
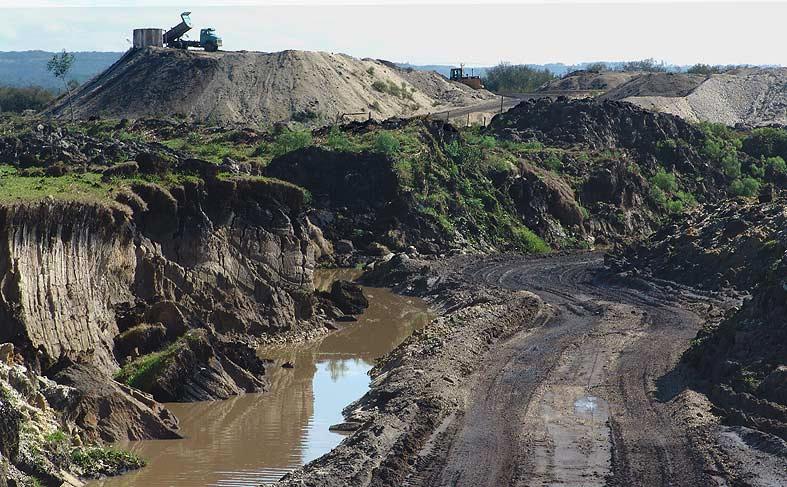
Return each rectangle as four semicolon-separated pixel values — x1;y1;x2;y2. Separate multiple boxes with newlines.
619;58;668;72
651;169;677;193
271;129;312;157
71;447;146;477
585;62;608;72
765;156;787;176
721;153;741;179
326;127;356;152
482;63;556;92
664;199;684;214
374;132;400;156
543;153;562;171
511;225;550;253
650;186;668;207
729;177;760;197
477;135;496;149
686;64;726;75
371;80;387;93
0;86;55;113
742;127;787;160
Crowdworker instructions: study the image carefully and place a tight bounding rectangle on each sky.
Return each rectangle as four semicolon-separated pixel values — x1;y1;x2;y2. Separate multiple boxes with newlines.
0;1;785;66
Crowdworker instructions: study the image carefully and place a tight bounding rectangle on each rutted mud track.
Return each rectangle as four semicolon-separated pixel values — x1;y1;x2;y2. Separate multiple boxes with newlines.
277;251;785;487
409;252;719;487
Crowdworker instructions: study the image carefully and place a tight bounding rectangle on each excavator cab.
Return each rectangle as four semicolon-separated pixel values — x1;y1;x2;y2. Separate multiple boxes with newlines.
200;28;222;52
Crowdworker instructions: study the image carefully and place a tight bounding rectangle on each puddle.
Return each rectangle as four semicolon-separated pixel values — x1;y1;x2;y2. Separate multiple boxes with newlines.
91;269;431;487
574;395;600;417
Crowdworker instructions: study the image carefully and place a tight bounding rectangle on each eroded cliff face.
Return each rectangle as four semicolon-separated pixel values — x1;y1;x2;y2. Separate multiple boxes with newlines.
0;176;323;380
0;202;134;371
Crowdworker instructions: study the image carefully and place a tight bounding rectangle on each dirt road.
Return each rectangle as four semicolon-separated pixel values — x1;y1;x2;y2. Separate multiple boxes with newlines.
276;252;786;487
404;252;784;487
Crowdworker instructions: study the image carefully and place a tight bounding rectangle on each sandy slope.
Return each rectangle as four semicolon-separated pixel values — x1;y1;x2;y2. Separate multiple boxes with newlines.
548;68;787;126
49;47;495;125
621;68;787;126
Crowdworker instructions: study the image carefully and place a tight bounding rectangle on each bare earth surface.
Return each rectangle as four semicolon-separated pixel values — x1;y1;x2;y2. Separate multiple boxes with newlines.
411;253;786;487
278;252;787;486
48;48;495;125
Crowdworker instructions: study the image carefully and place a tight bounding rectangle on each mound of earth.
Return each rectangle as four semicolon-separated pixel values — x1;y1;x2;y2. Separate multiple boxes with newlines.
600;71;706;99
538;69;639;93
610;198;787;439
620;68;787;127
47;47;495;125
547;68;787;127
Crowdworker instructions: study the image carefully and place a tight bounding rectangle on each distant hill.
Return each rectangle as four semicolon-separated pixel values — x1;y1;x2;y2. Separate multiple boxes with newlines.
0;51;123;91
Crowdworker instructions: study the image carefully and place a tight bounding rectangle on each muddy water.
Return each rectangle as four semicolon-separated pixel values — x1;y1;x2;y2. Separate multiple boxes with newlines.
92;270;431;487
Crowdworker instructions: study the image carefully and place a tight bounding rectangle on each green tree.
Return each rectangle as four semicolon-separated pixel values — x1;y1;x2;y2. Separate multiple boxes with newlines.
686;64;725;75
47;50;76;121
374;132;400;156
585;62;608;72
482;63;556;92
620;58;668;72
0;86;54;113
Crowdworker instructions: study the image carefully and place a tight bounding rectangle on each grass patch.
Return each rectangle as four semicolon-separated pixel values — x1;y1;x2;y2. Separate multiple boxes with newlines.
511;224;550;253
0;165;109;203
71;447;146;478
113;341;182;390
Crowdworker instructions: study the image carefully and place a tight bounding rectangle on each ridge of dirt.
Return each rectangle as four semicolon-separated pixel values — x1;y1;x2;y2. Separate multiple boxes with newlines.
539;70;640;92
47;48;495;125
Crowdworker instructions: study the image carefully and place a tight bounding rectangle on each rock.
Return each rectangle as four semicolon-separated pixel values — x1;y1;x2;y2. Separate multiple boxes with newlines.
759;183;774;203
45;161;70;177
328;421;363;432
335;239;355;254
760;366;787;406
142;302;187;339
51;364;181;443
219;157;240;174
330;280;369;315
335;315;358;323
0;344;13;365
179;158;220;179
367;242;391;257
282;362;295;369
124;329;268;403
101;161;139;181
135;152;171;174
0;397;21;462
114;323;167;358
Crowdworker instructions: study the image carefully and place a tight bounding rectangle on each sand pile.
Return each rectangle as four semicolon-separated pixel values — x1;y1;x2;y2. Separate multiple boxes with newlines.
618;68;787;127
539;70;639;93
48;47;495;125
546;68;786;127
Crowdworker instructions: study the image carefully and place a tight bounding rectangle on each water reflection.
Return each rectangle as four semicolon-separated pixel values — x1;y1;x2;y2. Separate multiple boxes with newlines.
91;270;431;487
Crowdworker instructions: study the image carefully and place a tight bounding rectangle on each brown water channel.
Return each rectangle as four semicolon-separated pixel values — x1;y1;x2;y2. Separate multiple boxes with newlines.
92;269;431;486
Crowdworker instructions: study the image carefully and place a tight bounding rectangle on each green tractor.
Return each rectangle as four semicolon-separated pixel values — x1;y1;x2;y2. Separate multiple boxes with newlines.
164;12;222;52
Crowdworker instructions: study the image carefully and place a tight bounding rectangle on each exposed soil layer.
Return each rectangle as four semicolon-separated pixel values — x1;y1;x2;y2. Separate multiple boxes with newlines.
272;252;786;486
47;48;495;125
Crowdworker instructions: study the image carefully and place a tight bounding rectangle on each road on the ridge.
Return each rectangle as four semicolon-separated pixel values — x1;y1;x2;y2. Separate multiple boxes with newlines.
405;252;750;487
